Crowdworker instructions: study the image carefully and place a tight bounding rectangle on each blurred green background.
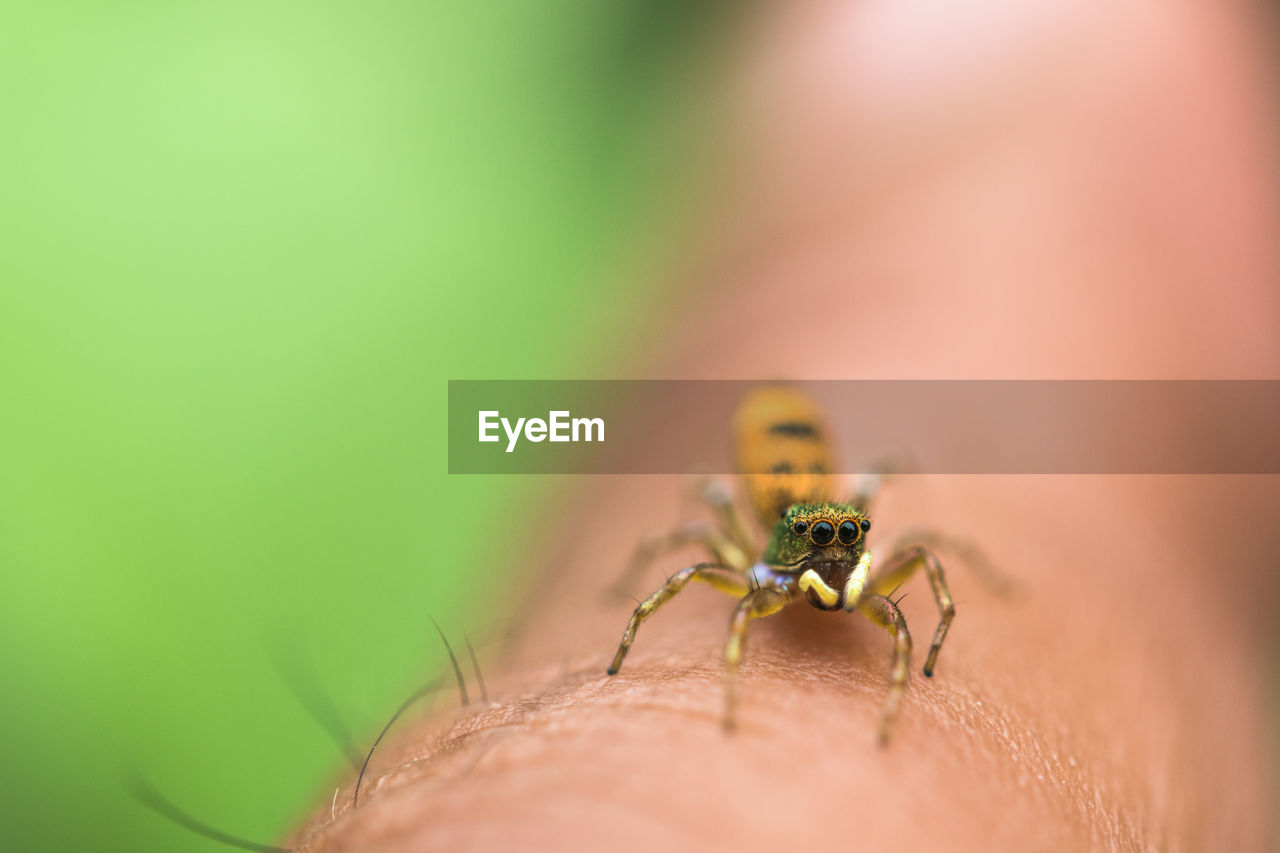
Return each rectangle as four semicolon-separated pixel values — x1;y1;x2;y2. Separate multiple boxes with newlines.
0;3;719;850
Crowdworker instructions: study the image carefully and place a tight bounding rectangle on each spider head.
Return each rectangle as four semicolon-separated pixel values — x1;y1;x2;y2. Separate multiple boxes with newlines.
764;503;870;568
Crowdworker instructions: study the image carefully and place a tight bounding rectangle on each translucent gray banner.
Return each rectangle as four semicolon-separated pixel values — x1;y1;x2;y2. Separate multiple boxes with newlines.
447;381;1280;474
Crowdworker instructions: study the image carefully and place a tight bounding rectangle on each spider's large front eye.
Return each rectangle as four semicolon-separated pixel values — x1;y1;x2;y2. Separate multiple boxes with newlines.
810;521;835;545
838;520;860;545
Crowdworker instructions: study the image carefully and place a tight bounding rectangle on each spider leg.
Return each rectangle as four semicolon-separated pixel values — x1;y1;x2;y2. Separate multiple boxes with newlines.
869;545;955;677
722;587;796;732
856;592;913;745
606;520;749;601
886;526;1016;598
690;476;757;556
608;563;749;675
847;452;917;514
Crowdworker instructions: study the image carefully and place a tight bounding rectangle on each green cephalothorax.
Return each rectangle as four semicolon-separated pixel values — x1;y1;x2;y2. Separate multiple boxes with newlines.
763;503;871;567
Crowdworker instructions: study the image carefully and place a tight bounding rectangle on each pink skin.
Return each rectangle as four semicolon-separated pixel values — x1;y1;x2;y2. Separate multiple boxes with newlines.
291;2;1279;850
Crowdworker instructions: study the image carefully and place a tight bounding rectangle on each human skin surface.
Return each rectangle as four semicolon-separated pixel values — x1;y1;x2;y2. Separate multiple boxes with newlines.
290;1;1279;850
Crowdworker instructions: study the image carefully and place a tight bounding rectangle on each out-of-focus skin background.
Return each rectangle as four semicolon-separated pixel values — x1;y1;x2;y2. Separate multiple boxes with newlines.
2;1;1278;851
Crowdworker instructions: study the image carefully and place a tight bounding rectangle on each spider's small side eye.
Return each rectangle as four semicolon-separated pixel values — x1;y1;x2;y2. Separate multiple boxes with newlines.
810;521;835;545
792;520;808;535
838;520;860;545
860;518;872;532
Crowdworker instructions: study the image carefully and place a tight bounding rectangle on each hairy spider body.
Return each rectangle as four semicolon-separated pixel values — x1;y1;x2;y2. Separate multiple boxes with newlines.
606;386;956;743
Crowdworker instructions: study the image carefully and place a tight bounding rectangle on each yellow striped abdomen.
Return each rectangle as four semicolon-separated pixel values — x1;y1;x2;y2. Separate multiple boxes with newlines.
732;385;836;528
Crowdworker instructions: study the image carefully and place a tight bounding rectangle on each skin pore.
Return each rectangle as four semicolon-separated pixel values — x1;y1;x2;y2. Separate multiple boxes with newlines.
286;1;1279;850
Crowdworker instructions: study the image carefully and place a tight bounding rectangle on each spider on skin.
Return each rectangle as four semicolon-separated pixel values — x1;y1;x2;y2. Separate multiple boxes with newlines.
606;385;956;744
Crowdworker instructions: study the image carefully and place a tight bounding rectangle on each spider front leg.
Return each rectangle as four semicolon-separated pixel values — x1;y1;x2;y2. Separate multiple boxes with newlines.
870;545;955;677
723;587;795;732
608;564;749;675
606;520;749;601
856;593;913;745
887;526;1016;598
